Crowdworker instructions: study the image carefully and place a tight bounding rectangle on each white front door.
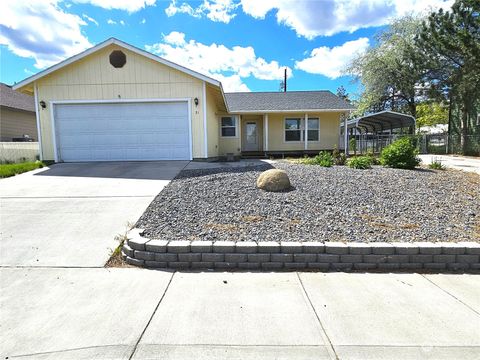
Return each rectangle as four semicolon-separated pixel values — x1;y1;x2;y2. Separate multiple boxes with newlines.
53;101;191;162
243;121;259;151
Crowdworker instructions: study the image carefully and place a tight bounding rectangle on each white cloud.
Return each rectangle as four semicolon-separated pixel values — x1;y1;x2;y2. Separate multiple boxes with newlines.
140;18;146;24
119;20;125;26
165;0;238;23
295;38;370;79
239;0;454;38
146;31;291;91
213;73;250;92
107;19;116;25
163;31;186;46
82;13;98;26
165;0;454;38
72;0;156;13
0;0;92;69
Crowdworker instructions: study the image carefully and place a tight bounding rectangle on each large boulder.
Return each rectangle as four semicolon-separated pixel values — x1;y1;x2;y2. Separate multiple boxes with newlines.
256;169;291;192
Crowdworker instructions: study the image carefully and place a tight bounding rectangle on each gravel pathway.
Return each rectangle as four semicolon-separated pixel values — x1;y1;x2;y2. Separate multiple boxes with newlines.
137;162;480;243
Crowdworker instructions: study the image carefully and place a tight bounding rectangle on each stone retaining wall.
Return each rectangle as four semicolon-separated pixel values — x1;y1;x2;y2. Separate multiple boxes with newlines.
122;229;480;272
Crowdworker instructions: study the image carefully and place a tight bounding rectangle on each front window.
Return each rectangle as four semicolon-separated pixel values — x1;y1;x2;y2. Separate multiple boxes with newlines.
221;116;236;137
285;118;302;141
307;118;319;141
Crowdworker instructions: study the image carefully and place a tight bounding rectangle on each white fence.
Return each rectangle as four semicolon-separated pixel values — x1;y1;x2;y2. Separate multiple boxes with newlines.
0;142;39;163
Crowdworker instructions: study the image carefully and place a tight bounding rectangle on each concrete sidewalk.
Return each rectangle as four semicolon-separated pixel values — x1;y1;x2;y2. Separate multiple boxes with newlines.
1;270;479;359
419;154;480;174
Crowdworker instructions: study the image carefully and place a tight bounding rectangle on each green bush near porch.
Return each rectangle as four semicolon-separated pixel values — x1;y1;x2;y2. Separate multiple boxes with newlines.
380;138;420;170
347;156;373;169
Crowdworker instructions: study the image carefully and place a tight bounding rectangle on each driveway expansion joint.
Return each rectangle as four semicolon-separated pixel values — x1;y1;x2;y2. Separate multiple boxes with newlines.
124;231;480;272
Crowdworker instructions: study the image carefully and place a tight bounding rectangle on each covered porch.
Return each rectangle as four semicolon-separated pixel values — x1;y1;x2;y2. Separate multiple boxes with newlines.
239;112;338;158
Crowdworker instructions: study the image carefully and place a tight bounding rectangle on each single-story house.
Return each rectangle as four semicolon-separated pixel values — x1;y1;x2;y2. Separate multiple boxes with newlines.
13;38;354;162
0;83;37;142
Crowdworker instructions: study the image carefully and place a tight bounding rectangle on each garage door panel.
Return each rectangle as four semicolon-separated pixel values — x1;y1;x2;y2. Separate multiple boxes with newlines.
54;102;191;161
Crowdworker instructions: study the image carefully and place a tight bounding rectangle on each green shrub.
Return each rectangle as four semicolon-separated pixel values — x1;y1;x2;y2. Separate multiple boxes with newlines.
0;161;44;178
380;138;420;169
428;159;446;170
314;151;334;167
347;156;372;169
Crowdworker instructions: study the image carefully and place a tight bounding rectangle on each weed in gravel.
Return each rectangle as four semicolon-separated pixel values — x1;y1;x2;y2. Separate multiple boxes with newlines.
428;159;446;170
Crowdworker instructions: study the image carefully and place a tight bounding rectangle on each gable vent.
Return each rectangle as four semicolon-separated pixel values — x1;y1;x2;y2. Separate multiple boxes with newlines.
109;50;126;68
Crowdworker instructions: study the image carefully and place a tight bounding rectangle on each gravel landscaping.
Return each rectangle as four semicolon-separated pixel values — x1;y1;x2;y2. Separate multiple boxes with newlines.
137;162;480;243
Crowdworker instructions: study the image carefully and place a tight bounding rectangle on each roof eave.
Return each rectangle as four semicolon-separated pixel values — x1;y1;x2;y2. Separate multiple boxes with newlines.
228;108;354;114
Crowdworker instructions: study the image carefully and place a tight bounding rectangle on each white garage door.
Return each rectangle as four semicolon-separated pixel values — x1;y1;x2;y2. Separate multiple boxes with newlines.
54;102;191;161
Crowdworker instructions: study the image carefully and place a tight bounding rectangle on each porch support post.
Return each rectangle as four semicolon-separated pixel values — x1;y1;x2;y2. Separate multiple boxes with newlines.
304;113;308;150
344;113;349;156
263;114;269;152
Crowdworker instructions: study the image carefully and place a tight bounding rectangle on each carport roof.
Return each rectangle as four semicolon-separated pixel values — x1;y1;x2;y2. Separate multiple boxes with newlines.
342;111;415;133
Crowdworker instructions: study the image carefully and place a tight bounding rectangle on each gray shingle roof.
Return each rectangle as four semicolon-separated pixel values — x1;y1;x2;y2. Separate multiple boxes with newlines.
224;90;354;112
0;83;35;112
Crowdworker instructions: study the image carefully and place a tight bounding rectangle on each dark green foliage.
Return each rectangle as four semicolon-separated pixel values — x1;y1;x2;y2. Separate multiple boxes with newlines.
347;156;373;169
417;0;480;153
380;138;421;169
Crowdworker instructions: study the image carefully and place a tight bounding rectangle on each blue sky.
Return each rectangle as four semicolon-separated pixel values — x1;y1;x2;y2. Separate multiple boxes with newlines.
0;1;453;98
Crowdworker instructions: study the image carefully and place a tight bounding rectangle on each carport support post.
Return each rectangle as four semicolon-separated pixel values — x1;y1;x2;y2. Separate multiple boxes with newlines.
344;114;348;156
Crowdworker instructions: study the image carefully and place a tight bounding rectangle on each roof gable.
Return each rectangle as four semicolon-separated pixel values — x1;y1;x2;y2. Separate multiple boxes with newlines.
13;38;221;91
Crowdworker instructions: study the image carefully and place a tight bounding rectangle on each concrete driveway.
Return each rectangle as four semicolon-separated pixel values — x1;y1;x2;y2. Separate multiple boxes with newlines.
0;161;188;267
419;154;480;174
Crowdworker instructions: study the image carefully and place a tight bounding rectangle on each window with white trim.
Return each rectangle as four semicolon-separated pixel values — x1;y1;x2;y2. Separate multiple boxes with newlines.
284;117;320;141
221;116;237;137
285;118;302;141
307;118;319;141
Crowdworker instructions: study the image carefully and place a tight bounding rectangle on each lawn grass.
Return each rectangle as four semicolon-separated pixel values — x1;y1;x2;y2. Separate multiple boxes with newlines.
0;161;45;178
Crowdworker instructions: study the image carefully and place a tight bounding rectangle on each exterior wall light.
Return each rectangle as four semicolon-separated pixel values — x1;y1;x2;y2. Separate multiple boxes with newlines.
194;97;199;106
39;100;46;109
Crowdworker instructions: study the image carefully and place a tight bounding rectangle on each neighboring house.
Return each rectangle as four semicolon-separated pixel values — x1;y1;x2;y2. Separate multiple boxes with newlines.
0;83;37;142
13;38;353;162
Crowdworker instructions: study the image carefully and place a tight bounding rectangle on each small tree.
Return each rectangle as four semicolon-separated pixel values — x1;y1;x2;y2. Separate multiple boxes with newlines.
347;15;427;117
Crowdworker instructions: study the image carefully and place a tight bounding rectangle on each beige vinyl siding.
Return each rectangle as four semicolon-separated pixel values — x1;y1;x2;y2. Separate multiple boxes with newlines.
0;107;37;141
205;86;219;157
34;44;206;160
218;114;241;156
267;112;342;151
